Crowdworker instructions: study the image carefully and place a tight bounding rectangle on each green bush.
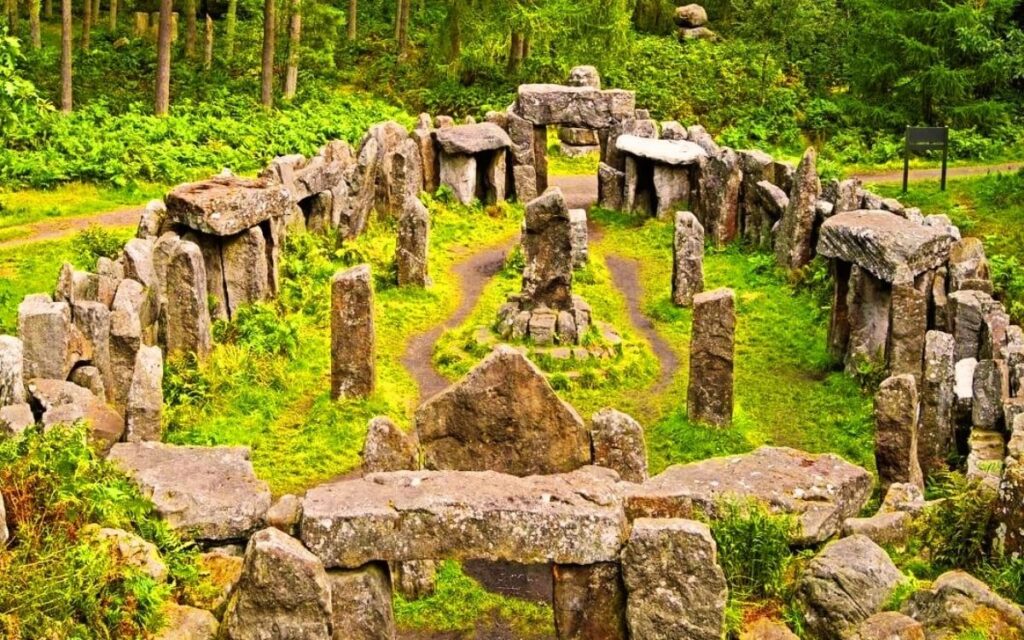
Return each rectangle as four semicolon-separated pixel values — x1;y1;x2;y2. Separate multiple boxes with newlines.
707;499;796;600
72;225;125;266
213;302;301;357
917;473;997;571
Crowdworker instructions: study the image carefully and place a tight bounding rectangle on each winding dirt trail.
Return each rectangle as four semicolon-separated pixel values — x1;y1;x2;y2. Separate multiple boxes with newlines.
0;206;142;249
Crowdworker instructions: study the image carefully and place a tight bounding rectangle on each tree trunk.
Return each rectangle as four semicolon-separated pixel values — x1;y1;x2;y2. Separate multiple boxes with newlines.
108;0;116;31
184;0;196;58
81;0;92;50
45;0;51;20
225;0;237;59
393;0;399;39
9;0;19;36
260;0;276;108
203;13;212;69
154;0;172;115
283;0;300;98
507;30;523;74
346;0;355;40
92;0;99;28
396;0;408;57
60;0;72;112
29;0;40;48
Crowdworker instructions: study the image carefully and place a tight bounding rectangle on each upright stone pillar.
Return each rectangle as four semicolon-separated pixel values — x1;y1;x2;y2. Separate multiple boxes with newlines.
973;359;1009;430
687;288;735;427
888;280;928;382
396;197;430;287
331;265;375;399
874;374;924;491
553;563;628;640
125;345;163;442
672;211;704;307
696;149;742;246
222;227;270;318
0;336;24;407
774;147;821;271
165;241;213;359
919;331;955;477
521;188;574;311
846;265;891;373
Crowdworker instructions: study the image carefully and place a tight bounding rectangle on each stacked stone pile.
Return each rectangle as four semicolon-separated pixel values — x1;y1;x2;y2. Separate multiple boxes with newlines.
675;4;716;41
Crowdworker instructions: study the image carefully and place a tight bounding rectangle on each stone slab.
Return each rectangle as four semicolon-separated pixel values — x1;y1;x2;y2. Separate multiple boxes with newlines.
615;135;707;166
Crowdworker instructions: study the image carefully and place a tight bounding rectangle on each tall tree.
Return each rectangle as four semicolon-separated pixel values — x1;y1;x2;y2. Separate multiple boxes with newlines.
44;0;51;20
203;13;212;68
7;0;19;37
395;0;409;56
260;0;276;107
283;0;299;98
29;0;40;47
184;0;196;58
81;0;91;50
92;0;99;28
60;0;72;111
225;0;237;59
154;0;172;115
346;0;355;40
107;0;116;31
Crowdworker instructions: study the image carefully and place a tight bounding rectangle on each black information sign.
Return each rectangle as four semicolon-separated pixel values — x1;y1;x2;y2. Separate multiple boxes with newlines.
904;126;949;192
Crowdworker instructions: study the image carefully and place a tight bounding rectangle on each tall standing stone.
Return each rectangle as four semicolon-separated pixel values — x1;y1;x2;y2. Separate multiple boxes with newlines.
687;288;736;427
775;147;821;271
331;265;375;399
875;374;923;491
919;331;955;477
973;359;1008;430
521;188;574;311
412;114;439;193
846;265;891;372
165;241;212;359
672;211;704;307
696;148;742;246
569;209;589;269
553;563;628;640
222;227;270;318
109;308;143;411
73;301;113;403
125;345;163;442
590;408;648;483
888;281;928;382
621;518;727;640
0;336;25;407
396;197;430;287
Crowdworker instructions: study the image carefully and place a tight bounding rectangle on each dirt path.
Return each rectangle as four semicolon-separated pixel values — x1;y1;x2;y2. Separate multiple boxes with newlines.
0;206;142;249
853;162;1021;184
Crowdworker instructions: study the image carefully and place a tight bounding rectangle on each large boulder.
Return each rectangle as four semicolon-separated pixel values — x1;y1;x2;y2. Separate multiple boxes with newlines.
18;295;82;381
621;518;727;640
520;188;575;311
326;564;397;640
798;535;904;639
615;135;706;166
361;416;418;473
415;345;590;476
434;123;512;155
164;176;291;237
222;527;332;640
902;571;1024;639
514;84;635;128
299;466;628;569
626;447;872;544
108;442;272;542
27;378;124;452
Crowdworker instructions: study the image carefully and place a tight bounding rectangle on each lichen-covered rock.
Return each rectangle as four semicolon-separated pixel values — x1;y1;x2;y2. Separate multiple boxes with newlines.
920;331;955;477
361;416;418;473
222;227;270;317
672;211;705;307
108;442;271;542
949;290;991;361
299;466;628;569
521;187;575;311
0;403;34;437
591;408;648;483
415;345;590;476
875;374;924;491
842;511;913;547
696;148;742;245
851;612;924;640
391;559;436;600
739;619;799;640
553;563;627;640
72;301;112;402
798;535;904;640
948;238;990;292
222;527;332;640
616;135;706;166
674;3;708;27
125;345;163;442
165;241;212;359
396;197;430;287
514;84;635;128
154;603;219;640
123;237;157;288
973;359;1008;430
331;265;375;399
889;281;928;381
434;123;512;155
569;208;589;268
687;288;735;427
0;335;24;407
27;378;124;452
598;162;625;211
626;447;872;545
165;176;291;237
327;564;396;640
775;148;821;271
902;571;1024;639
993;456;1024;557
267;494;303;535
622;518;727;640
87;525;168;581
18;295;81;381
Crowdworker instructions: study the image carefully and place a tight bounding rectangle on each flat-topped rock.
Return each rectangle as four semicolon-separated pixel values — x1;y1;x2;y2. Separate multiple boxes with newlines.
817;210;956;283
625;446;872;545
299;466;629;569
165;176;291;237
435;123;512;155
615;135;707;166
514;84;635;128
108;442;272;542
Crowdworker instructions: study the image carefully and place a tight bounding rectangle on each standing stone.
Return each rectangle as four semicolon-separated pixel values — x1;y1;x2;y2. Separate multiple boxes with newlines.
109;308;142;411
389;138;425;213
96;257;124;308
412;116;438;193
973;359;1008;430
222;227;270;318
569;209;589;269
0;336;25;407
391;560;436;600
949;290;989;361
331;265;375;400
513;165;538;203
875;374;924;491
181;231;228;322
361;416;418;473
888;281;928;382
948;237;990;292
327;563;396;640
123;237;157;288
553;563;628;640
73;301;113;403
18;296;77;381
521;188;574;311
775;148;821;271
439;153;477;204
672;211;705;307
591;408;648;483
687;289;735;427
396;197;430;287
919;332;955;477
622;518;727;640
222;527;332;640
846;266;891;372
652;164;691;220
567;65;601;88
994;457;1024;558
0;491;7;545
165;241;212;359
125;345;163;442
598;163;625;211
485;150;507;204
696;149;742;246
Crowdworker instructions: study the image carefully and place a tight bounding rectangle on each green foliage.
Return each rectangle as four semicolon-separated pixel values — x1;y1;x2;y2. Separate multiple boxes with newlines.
917;473;997;571
0;425;204;639
72;225;126;266
707;499;796;600
213;302;301;356
0;25;50;131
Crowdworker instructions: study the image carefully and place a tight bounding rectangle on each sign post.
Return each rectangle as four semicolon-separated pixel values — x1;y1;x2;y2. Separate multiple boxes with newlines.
903;126;949;193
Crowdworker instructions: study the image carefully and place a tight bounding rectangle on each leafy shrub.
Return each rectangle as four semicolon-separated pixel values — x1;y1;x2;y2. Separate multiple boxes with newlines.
163;352;212;409
213;302;300;356
917;473;997;571
988;252;1024;323
707;499;796;600
72;225;125;267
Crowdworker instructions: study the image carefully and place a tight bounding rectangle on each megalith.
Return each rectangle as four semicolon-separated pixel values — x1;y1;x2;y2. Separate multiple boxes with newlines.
874;374;923;491
775;147;821;271
672;211;704;307
687;288;736;427
331;265;376;400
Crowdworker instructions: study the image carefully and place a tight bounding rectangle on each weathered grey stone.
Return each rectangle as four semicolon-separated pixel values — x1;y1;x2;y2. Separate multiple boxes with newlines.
994;457;1024;558
626;446;872;545
164;176;291;237
331;265;375;400
108;307;142;411
687;125;720;155
674;3;708;26
18;296;80;381
846;265;891;372
108;442;272;541
559;127;600;147
775;147;821;271
687;288;735;427
299;466;628;568
591;408;648;483
553;563;627;640
87;525;168;582
125;345;163;442
484;149;507;204
70;302;111;401
154;603;219;640
96;257;124;307
651;163;691;219
513;164;538;202
267;494;303;535
396;197;430;288
902;571;1024;639
0;403;34;437
222;227;270;317
123;238;157;288
521;188;575;311
948;290;991;361
672;211;705;307
137;199;167;239
362;416;418;473
529;307;558;344
55;262;100;305
327;564;396;640
439;152;477;205
679;25;717;40
622;518;727;640
696;148;742;245
930;267;949;331
416;345;589;475
980;302;1010;361
616;135;706;166
411;127;438;194
112;278;157;344
222;527;332;640
920;331;955;477
434;123;511;155
750;179;788;249
851;612;924;640
567;65;601;88
569;209;589;268
0;335;25;407
27;378;124;452
798;535;903;640
948;238;990;292
514;84;635;128
817;211;956;283
842;511;913;547
391;559;436;600
889;281;928;381
598;162;625;211
973;359;1008;430
165;241;212;359
875;374;924;491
